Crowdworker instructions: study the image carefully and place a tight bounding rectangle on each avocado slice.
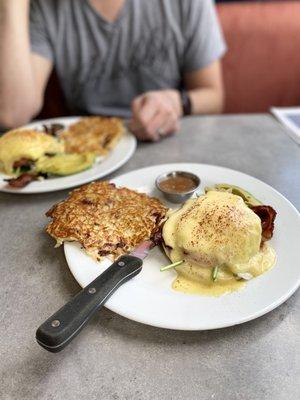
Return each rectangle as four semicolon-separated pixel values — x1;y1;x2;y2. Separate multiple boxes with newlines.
35;152;96;176
205;184;262;206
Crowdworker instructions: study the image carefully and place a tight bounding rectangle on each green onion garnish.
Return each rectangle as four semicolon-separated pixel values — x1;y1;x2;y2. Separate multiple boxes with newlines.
211;265;219;282
160;260;184;272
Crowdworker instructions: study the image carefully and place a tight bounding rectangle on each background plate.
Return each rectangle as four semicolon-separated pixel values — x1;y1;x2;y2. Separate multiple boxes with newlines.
0;116;136;193
65;163;300;330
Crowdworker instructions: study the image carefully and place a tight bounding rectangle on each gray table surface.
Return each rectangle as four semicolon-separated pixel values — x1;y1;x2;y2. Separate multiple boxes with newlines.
0;114;299;400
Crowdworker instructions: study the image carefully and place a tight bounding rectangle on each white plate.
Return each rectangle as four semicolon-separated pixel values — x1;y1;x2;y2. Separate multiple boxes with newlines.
0;117;136;193
64;163;300;330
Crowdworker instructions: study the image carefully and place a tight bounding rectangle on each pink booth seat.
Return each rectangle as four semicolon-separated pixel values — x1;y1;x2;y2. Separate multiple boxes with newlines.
218;1;300;113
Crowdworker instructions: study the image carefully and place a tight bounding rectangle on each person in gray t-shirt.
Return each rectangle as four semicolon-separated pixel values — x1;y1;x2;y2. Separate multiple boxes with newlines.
0;0;226;141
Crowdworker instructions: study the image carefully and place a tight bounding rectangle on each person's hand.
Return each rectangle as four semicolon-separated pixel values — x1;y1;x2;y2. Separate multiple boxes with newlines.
129;89;182;141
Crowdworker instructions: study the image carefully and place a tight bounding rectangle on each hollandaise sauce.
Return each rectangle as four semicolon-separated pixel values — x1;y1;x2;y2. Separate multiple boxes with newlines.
171;243;276;296
162;191;277;297
0;129;64;175
172;260;245;296
173;272;245;296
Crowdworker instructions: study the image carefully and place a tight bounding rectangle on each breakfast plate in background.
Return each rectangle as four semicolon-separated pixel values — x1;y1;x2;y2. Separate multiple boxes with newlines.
64;163;300;330
0;116;136;194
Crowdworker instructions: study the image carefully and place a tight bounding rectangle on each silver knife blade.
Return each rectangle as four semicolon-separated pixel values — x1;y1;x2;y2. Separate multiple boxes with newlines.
130;240;155;260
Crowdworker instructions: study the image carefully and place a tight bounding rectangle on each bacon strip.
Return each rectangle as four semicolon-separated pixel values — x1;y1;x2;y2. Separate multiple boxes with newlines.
13;158;32;169
42;123;65;136
151;230;163;245
250;205;277;241
4;173;38;188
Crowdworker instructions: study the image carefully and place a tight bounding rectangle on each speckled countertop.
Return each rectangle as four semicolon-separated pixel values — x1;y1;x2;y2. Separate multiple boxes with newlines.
0;114;299;400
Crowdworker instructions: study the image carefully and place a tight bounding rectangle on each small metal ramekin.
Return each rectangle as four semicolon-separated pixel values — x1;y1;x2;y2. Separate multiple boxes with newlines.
155;171;201;203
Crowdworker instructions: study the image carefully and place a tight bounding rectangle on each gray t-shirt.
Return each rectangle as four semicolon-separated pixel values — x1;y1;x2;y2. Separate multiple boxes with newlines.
30;0;226;117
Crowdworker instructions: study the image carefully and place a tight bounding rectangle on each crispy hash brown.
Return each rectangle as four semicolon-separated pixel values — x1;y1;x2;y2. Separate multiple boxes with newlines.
60;116;124;156
46;181;168;260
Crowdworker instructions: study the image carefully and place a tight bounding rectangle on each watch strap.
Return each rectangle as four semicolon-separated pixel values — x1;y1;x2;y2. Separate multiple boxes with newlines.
180;90;192;116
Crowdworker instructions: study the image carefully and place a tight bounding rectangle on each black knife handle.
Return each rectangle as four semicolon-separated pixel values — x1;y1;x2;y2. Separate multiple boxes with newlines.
36;255;142;353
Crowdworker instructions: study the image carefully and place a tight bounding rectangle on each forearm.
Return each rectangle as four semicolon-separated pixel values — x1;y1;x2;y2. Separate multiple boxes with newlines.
188;87;224;115
0;0;40;127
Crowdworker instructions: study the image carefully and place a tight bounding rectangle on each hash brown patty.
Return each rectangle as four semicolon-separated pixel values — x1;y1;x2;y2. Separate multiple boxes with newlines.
46;181;168;260
60;117;124;156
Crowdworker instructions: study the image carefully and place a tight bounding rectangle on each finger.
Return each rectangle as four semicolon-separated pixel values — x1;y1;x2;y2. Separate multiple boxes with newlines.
128;118;160;142
133;95;158;126
131;95;144;116
159;116;180;137
146;109;176;137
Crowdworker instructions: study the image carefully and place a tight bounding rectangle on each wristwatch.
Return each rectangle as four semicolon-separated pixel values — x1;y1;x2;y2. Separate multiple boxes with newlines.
180;90;192;116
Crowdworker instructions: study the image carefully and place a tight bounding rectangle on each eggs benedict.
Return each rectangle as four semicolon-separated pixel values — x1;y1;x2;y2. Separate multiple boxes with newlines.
0;129;64;175
162;190;276;296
